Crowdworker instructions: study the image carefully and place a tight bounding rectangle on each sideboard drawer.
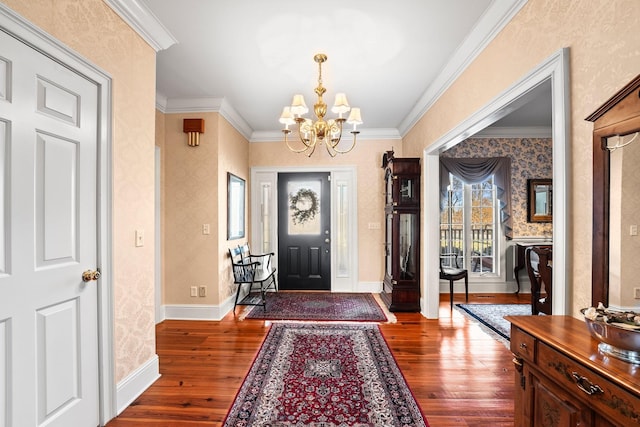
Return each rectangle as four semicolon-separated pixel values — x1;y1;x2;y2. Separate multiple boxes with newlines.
538;342;640;425
511;325;536;362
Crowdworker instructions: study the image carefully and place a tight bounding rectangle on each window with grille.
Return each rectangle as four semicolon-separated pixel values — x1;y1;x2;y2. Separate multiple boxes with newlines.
440;173;498;275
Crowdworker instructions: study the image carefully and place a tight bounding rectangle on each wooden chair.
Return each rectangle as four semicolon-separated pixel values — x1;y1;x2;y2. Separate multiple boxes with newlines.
525;245;552;315
440;252;468;309
229;244;277;312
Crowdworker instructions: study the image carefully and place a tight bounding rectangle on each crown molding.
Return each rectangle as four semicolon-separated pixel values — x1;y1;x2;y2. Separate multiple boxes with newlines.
160;96;253;140
218;99;253;140
151;0;527;142
155;92;168;112
158;94;401;142
398;0;529;136
103;0;177;52
473;126;552;139
163;96;223;113
249;128;401;143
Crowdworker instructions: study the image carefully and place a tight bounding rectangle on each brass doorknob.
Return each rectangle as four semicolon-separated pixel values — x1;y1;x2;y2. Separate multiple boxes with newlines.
82;270;101;282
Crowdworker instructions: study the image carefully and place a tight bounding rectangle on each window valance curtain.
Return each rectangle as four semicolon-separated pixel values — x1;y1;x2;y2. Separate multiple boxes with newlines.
440;157;512;239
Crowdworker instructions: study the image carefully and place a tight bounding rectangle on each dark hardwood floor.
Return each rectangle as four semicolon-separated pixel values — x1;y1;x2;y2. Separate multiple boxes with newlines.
106;293;530;427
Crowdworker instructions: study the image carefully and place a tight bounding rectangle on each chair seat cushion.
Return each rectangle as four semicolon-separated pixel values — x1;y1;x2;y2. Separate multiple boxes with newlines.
442;267;466;275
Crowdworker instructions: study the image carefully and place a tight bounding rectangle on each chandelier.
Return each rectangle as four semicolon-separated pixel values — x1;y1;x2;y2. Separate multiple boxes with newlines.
279;53;362;157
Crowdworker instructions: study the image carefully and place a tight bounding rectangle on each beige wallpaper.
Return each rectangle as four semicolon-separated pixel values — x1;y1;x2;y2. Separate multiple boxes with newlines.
249;139;403;283
403;0;640;316
161;131;404;306
160;112;250;307
217;117;250;304
1;0;158;383
10;0;639;395
442;137;553;237
155;110;166;305
163;112;220;305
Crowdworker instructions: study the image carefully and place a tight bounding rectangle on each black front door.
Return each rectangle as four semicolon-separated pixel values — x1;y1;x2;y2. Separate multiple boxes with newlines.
278;172;331;290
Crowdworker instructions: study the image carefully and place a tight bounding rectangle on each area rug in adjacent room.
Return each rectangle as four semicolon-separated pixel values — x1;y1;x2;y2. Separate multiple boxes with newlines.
223;323;428;426
243;292;392;322
455;303;532;346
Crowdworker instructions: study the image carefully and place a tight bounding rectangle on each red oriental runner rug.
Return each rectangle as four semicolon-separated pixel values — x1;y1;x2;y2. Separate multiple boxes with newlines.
223;323;428;426
243;292;392;322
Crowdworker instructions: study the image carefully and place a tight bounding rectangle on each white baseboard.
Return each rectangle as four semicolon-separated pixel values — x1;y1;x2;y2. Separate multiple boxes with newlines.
164;303;225;321
162;294;237;321
161;282;525;323
162;286;386;322
116;355;160;415
330;281;382;293
155;304;165;324
354;282;383;293
439;280;527;294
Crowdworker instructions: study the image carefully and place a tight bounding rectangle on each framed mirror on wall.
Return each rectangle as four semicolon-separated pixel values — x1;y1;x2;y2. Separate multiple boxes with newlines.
527;179;552;222
227;172;245;240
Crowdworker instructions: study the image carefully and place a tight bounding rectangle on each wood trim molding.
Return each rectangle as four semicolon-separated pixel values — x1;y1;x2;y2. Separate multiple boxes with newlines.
586;74;640;307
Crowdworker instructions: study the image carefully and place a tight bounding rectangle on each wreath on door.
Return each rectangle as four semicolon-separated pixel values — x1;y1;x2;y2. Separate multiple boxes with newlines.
289;188;319;225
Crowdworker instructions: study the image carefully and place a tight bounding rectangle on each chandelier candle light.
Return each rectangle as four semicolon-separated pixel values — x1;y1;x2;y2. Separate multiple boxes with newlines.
279;53;362;157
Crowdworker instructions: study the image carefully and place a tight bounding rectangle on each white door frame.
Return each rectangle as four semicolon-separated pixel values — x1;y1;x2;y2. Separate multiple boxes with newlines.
0;4;115;424
422;48;571;318
250;166;359;292
155;147;163;323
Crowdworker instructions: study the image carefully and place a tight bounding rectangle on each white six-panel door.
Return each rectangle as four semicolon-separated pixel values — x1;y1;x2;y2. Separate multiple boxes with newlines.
0;29;100;426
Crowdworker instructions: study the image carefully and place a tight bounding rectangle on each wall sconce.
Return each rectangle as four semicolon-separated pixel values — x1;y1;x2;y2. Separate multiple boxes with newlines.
183;118;205;147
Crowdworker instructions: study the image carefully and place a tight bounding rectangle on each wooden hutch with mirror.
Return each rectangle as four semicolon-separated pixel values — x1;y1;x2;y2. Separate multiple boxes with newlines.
380;151;421;312
588;74;640;308
508;75;640;427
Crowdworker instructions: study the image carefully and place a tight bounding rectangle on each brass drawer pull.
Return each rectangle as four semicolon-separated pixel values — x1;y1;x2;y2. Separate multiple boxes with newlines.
572;372;604;396
519;342;527;350
512;357;523;372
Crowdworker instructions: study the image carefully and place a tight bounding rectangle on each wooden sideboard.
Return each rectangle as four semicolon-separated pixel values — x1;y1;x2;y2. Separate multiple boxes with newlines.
507;315;640;427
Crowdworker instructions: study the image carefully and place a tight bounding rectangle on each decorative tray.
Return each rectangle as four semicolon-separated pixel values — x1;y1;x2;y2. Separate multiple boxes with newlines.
582;305;640;364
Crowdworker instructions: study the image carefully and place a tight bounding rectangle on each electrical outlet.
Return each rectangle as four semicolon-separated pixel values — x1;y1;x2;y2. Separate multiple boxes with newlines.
190;286;198;297
202;223;210;235
199;286;207;297
634;287;640;299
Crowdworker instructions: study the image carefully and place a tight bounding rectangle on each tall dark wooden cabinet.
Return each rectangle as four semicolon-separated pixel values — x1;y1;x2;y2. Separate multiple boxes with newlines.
380;151;420;312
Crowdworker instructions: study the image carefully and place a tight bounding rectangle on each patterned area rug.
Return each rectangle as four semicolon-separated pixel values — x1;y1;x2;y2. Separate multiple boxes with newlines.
223;323;428;426
243;292;392;322
455;304;532;346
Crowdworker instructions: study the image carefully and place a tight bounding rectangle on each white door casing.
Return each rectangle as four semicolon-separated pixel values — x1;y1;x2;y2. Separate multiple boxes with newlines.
0;29;101;426
422;48;570;318
250;166;359;293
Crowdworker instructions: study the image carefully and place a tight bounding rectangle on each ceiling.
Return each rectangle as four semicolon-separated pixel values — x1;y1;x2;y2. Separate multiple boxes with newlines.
126;0;548;141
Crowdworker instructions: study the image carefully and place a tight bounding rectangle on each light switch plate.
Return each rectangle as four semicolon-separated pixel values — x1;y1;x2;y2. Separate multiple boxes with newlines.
135;229;144;247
